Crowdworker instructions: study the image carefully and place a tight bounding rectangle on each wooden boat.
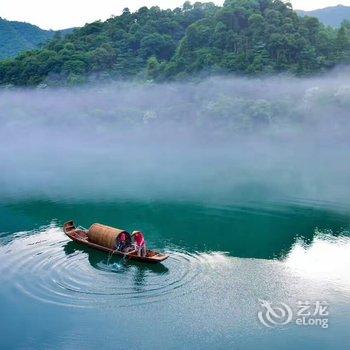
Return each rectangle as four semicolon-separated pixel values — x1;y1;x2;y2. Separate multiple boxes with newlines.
63;221;169;264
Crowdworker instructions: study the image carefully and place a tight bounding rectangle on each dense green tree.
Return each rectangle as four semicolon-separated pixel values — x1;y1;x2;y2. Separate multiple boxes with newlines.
1;1;350;86
146;56;161;79
336;21;350;54
140;33;176;60
0;3;218;85
160;0;350;78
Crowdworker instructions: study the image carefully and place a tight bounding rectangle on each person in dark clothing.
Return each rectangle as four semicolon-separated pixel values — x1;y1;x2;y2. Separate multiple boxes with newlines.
116;232;129;252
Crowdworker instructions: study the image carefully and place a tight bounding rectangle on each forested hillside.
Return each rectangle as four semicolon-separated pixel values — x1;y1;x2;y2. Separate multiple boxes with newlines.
1;0;350;86
0;18;72;60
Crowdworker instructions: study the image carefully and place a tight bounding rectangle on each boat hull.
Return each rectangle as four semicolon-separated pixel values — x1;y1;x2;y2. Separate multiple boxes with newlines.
63;221;169;264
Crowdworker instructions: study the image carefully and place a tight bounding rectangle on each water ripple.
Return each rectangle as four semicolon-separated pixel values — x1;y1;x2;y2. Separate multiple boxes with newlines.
0;226;221;308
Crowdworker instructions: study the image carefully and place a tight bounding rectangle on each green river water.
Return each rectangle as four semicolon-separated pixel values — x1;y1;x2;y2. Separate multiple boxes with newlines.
0;142;349;350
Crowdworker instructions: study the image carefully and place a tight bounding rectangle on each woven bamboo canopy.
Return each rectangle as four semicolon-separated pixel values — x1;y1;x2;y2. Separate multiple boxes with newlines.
87;223;129;249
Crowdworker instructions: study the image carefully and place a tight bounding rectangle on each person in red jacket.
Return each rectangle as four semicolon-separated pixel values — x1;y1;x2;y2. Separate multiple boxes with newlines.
132;231;147;257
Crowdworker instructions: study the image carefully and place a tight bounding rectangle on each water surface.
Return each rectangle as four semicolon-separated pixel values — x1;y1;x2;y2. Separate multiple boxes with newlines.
0;196;349;350
1;88;350;348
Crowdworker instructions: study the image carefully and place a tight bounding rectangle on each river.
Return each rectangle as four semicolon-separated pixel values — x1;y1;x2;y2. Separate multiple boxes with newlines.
0;141;349;349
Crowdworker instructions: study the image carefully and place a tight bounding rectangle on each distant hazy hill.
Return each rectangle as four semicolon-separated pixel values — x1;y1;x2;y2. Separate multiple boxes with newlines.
297;5;350;27
0;18;72;60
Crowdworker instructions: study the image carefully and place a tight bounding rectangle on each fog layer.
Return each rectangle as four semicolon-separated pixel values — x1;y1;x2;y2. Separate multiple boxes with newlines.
1;74;350;206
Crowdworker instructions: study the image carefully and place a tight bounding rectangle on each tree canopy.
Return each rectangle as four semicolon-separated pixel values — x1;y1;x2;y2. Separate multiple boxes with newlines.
1;1;350;86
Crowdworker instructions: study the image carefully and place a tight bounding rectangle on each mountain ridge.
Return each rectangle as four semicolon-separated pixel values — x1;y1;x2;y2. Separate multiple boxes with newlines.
0;17;73;60
297;4;350;27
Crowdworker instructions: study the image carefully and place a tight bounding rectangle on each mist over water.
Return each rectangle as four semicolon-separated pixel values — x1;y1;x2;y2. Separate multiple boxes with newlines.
1;73;350;205
1;74;350;349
